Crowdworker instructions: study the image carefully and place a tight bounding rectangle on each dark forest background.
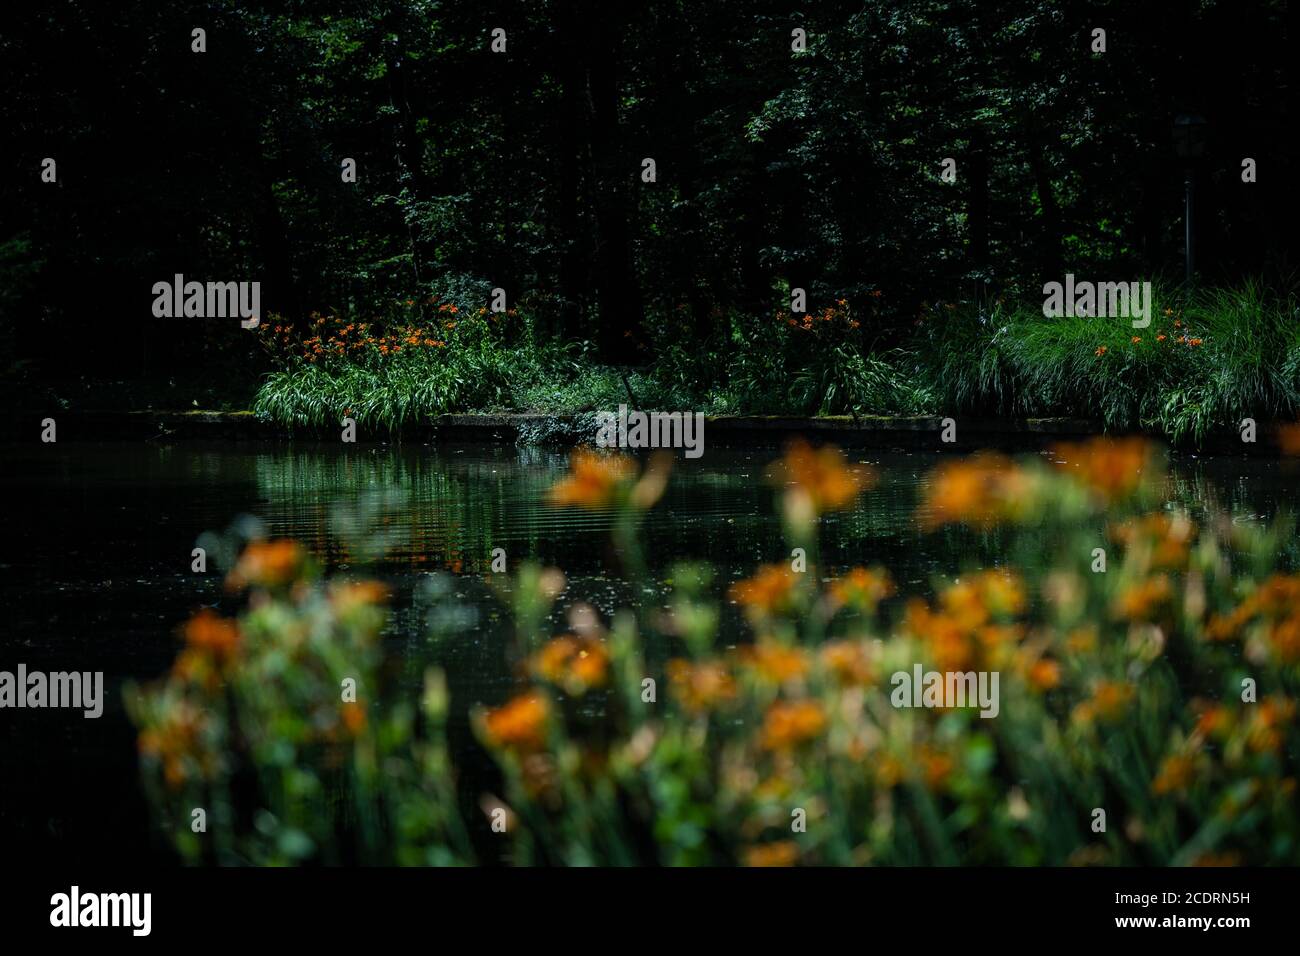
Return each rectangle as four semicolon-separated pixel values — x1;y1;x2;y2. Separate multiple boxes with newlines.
0;0;1294;400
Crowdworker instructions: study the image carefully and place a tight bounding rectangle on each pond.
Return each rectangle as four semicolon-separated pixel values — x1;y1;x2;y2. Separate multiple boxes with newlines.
1;439;1292;863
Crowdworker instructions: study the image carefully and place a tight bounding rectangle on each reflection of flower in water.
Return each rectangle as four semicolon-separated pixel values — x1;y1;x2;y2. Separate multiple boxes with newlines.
1279;423;1300;456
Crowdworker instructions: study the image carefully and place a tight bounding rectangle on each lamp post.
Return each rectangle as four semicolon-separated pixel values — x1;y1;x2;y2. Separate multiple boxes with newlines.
1172;114;1207;283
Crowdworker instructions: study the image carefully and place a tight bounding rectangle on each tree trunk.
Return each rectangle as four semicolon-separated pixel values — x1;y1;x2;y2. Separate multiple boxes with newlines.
1021;118;1062;278
966;126;991;304
554;4;586;341
583;1;642;364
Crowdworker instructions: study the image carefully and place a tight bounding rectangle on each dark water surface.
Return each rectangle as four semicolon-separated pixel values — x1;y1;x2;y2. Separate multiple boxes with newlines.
1;439;1293;863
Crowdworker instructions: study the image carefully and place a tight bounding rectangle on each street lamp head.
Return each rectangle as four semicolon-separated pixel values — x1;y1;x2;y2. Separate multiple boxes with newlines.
1172;114;1208;160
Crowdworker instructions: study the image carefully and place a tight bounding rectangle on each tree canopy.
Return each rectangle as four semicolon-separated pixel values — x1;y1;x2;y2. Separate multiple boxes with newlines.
1;0;1292;381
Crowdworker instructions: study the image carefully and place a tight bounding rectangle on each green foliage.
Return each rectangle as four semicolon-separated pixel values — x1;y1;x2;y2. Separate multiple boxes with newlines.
921;280;1300;443
4;2;1292;398
252;297;935;430
253;305;557;429
252;280;1300;447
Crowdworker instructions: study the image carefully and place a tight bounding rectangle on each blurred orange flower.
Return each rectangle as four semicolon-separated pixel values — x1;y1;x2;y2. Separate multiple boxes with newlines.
828;567;894;613
730;564;798;619
547;449;671;511
1268;616;1300;664
1050;436;1153;502
340;701;367;737
918;744;955;791
942;570;1026;626
226;539;305;591
482;693;550;751
531;635;609;693
547;449;636;509
667;659;736;715
1073;681;1134;724
1114;575;1172;621
819;640;877;686
740;641;809;684
905;599;975;671
767;440;873;514
919;453;1031;529
1152;753;1197;795
138;701;207;790
1193;702;1232;739
1025;657;1061;692
1246;697;1296;753
329;579;390;612
760;700;826;750
1109;513;1196;570
743;841;799;867
182;608;241;664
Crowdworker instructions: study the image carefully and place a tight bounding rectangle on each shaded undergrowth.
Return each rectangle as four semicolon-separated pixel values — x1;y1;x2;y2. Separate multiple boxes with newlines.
252;281;1300;445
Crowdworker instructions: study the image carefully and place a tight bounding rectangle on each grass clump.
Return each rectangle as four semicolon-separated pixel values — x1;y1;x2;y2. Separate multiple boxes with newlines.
252;297;930;433
922;279;1300;443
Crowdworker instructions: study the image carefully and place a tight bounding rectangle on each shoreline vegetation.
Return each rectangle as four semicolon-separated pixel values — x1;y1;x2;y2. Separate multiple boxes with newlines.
21;279;1296;451
249;280;1298;449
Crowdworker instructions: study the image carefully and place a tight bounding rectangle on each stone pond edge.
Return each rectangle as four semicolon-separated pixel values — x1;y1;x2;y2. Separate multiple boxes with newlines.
5;409;1288;455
